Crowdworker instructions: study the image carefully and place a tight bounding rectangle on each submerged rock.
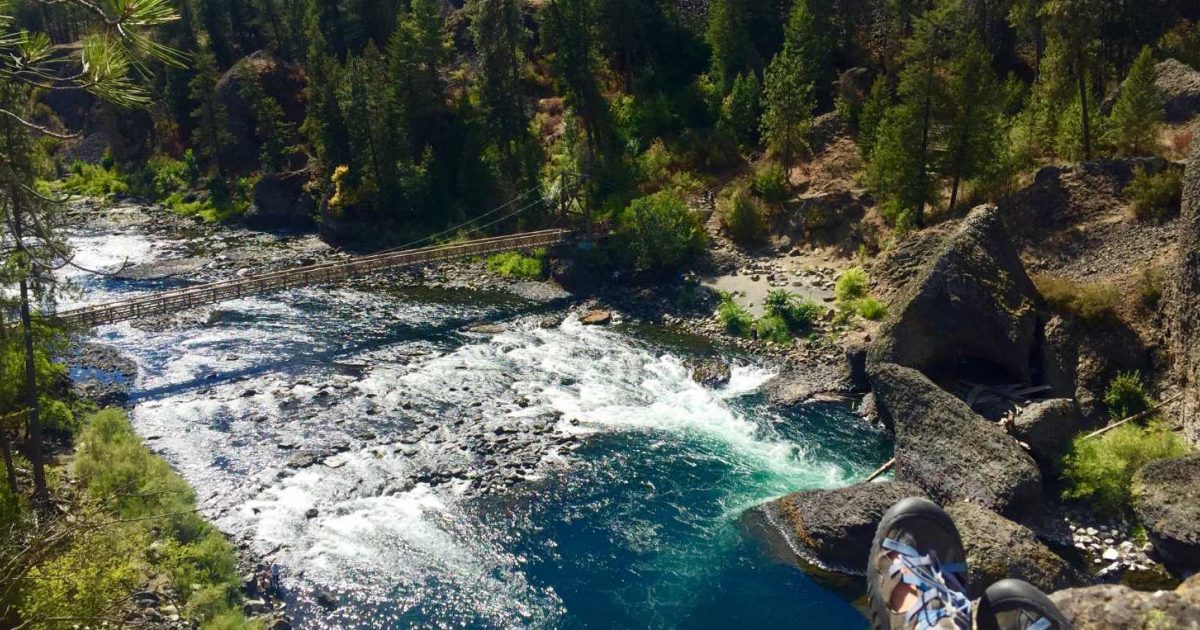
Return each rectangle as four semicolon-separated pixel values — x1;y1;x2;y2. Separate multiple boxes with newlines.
765;481;927;574
870;363;1042;520
946;502;1087;596
1132;452;1200;573
686;357;731;388
869;205;1041;384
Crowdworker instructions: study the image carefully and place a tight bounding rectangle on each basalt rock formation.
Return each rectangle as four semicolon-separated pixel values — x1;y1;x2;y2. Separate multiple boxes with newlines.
870;363;1042;520
764;481;928;574
868;205;1041;384
1132;452;1200;574
1164;142;1200;445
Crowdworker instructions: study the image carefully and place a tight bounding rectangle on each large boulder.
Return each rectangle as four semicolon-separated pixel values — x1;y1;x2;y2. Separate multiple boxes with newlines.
1040;314;1152;427
1050;574;1200;629
946;502;1087;597
214;51;307;173
1132;453;1200;573
1165;143;1200;445
764;481;928;574
869;206;1041;384
870;363;1042;519
1155;58;1200;123
244;172;316;231
1011;399;1081;471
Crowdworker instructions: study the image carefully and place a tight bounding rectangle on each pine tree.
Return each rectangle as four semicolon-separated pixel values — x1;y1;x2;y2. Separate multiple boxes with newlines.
857;77;892;159
188;47;232;173
240;73;295;172
1105;46;1163;157
783;0;835;106
708;0;757;93
721;72;762;149
867;103;926;229
300;0;351;178
761;49;815;169
1043;0;1103;160
942;37;1005;211
469;0;535;189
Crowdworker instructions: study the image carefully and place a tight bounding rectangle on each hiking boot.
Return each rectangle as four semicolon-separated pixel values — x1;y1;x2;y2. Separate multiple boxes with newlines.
977;579;1071;630
868;497;972;630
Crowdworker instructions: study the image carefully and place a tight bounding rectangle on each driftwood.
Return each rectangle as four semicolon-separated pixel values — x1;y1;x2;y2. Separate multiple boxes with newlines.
864;458;896;483
1081;393;1185;441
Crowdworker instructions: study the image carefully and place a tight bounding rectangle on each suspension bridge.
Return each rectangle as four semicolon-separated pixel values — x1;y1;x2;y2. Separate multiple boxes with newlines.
49;170;719;329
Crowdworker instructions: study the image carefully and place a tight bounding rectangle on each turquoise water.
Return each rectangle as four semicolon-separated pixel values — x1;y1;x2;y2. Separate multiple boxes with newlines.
67;227;892;628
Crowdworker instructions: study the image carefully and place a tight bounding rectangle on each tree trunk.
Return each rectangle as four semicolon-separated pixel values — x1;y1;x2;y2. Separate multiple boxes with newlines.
18;273;48;510
1076;46;1091;161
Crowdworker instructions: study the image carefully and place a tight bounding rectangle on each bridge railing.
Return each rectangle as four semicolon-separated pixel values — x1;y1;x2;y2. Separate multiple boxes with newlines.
56;227;586;328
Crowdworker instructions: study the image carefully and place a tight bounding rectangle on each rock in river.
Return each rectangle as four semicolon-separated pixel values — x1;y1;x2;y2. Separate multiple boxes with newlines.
870;363;1042;520
1132;452;1200;573
764;480;928;574
580;310;612;326
686;357;731;388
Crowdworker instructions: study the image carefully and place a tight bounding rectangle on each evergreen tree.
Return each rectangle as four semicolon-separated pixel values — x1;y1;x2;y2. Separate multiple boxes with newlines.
1105;46;1163;157
857;76;892;159
241;73;295;172
469;0;535;189
783;0;835;106
300;0;351;178
1043;0;1102;160
721;72;762;149
188;47;232;173
942;37;1005;211
761;49;815;169
708;0;758;92
867;102;927;229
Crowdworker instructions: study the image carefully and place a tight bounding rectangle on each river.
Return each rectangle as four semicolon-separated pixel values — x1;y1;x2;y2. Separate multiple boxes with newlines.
63;214;891;628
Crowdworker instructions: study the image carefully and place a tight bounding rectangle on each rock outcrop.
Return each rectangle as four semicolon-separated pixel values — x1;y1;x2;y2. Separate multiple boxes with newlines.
766;481;928;574
1011;399;1081;471
1165;143;1200;444
1051;574;1200;629
214;51;307;173
244;172;316;231
946;502;1087;596
869;206;1041;384
1132;452;1200;573
870;363;1042;519
1156;58;1200;123
1039;314;1153;426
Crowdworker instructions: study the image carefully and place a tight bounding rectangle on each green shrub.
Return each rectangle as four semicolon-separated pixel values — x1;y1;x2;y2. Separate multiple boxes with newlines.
1104;371;1154;420
1126;167;1183;221
1035;275;1121;322
752;162;790;205
722;190;767;245
1062;422;1188;514
486;250;547;280
856;297;888;321
835;267;869;307
61;162;129;198
754;314;792;344
1138;266;1165;308
716;293;754;337
615;190;707;272
70;409;249;626
764;290;822;330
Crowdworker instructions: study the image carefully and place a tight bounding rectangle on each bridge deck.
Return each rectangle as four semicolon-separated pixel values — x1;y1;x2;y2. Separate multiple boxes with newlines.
56;227;582;328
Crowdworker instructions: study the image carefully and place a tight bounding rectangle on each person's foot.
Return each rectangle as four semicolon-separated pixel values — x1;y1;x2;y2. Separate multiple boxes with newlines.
868;497;972;630
977;579;1071;630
